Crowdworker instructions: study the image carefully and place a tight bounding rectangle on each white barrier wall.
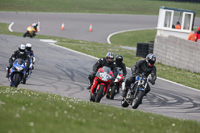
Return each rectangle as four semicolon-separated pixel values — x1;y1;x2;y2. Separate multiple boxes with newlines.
154;35;200;73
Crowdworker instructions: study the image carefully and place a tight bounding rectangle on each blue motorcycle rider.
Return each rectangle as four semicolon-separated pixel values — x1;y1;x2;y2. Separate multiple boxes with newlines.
122;53;157;98
6;44;30;78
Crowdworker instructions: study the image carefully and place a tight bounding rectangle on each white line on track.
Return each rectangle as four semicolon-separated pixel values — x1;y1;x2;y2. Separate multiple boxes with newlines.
107;28;156;44
8;22;14;32
41;39;200;93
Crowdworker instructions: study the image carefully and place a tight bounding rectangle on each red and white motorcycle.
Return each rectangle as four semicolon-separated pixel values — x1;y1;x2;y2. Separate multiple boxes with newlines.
90;66;114;103
106;67;125;99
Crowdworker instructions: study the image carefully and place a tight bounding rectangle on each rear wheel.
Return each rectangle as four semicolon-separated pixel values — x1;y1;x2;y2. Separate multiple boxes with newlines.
95;85;104;103
12;73;22;87
132;90;145;109
106;88;111;99
22;77;26;84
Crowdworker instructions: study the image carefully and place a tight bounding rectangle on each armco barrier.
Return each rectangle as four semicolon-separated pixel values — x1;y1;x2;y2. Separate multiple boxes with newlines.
154;35;200;73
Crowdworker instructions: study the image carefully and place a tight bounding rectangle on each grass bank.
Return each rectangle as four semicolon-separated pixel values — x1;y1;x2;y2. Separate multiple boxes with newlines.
1;22;200;90
0;0;200;17
0;85;200;133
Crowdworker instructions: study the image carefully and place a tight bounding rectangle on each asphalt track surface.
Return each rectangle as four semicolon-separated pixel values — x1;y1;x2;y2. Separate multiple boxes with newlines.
0;12;200;122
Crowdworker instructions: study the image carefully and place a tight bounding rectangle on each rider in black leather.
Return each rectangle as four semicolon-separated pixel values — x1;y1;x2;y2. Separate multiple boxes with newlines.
87;52;117;90
122;53;157;97
115;55;127;78
6;44;30;78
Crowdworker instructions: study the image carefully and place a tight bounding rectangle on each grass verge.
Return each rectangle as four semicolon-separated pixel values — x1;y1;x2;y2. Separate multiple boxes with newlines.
0;85;200;133
0;0;200;17
1;22;200;90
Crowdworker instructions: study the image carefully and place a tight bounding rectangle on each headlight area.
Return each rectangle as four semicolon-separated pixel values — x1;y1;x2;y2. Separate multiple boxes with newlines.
15;66;23;71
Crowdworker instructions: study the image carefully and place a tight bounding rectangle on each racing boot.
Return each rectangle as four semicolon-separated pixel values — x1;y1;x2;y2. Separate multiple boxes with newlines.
90;93;95;102
86;83;92;90
122;87;128;98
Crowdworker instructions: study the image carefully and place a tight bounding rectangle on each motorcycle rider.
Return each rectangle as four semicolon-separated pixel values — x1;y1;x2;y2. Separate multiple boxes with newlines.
122;53;157;98
115;55;127;78
32;23;39;32
30;23;38;37
6;44;30;78
26;43;35;70
87;52;117;96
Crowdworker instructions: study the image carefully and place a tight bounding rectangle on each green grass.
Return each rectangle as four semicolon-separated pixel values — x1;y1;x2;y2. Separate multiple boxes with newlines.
110;29;157;47
1;22;200;89
0;0;200;16
0;86;200;133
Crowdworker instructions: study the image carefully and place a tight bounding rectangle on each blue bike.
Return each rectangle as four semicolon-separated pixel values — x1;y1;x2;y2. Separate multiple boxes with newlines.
9;58;27;87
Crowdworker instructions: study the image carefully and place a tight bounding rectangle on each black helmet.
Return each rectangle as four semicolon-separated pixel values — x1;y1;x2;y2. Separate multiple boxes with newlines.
116;55;123;65
146;53;156;66
18;44;26;53
106;52;114;64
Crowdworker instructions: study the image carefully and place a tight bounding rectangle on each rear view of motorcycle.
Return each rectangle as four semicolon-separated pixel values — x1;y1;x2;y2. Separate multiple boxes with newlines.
106;67;125;99
121;73;148;109
90;66;114;103
8;58;27;87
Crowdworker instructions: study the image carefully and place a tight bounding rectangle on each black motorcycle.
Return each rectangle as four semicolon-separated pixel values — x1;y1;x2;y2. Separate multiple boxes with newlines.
121;73;148;109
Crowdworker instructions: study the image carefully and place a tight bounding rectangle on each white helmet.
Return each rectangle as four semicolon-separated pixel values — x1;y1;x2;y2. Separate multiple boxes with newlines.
26;43;32;51
18;44;26;54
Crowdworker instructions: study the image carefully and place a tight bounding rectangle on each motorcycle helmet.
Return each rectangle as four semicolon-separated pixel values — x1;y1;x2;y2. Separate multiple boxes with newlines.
26;43;32;51
106;52;114;64
146;53;156;66
116;55;123;66
32;23;38;29
18;44;26;54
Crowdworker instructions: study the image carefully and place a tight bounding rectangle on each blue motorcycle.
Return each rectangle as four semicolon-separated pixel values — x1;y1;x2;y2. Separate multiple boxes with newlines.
9;58;27;87
121;73;148;109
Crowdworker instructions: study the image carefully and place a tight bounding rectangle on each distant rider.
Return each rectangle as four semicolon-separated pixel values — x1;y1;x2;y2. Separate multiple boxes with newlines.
122;53;157;97
6;44;30;78
30;23;39;37
26;43;35;70
31;23;39;33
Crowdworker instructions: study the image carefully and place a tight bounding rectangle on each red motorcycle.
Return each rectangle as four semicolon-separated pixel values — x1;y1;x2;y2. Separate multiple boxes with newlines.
106;67;125;99
90;66;114;103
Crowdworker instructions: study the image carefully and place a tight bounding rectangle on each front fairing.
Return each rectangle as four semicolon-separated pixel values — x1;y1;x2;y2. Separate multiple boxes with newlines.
10;59;26;75
96;66;114;82
27;26;35;34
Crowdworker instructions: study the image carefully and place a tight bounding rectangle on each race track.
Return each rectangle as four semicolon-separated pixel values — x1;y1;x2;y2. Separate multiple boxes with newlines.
0;12;200;122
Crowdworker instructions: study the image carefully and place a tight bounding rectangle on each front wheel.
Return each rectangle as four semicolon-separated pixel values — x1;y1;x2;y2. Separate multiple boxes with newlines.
121;98;129;107
12;73;22;87
23;31;29;37
95;85;104;103
132;90;145;109
110;84;119;99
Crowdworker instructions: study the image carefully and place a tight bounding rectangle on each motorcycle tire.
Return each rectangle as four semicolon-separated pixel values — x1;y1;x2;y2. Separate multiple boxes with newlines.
121;98;129;107
95;85;104;103
12;73;22;87
23;31;29;37
22;77;26;84
132;90;145;109
110;85;118;99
